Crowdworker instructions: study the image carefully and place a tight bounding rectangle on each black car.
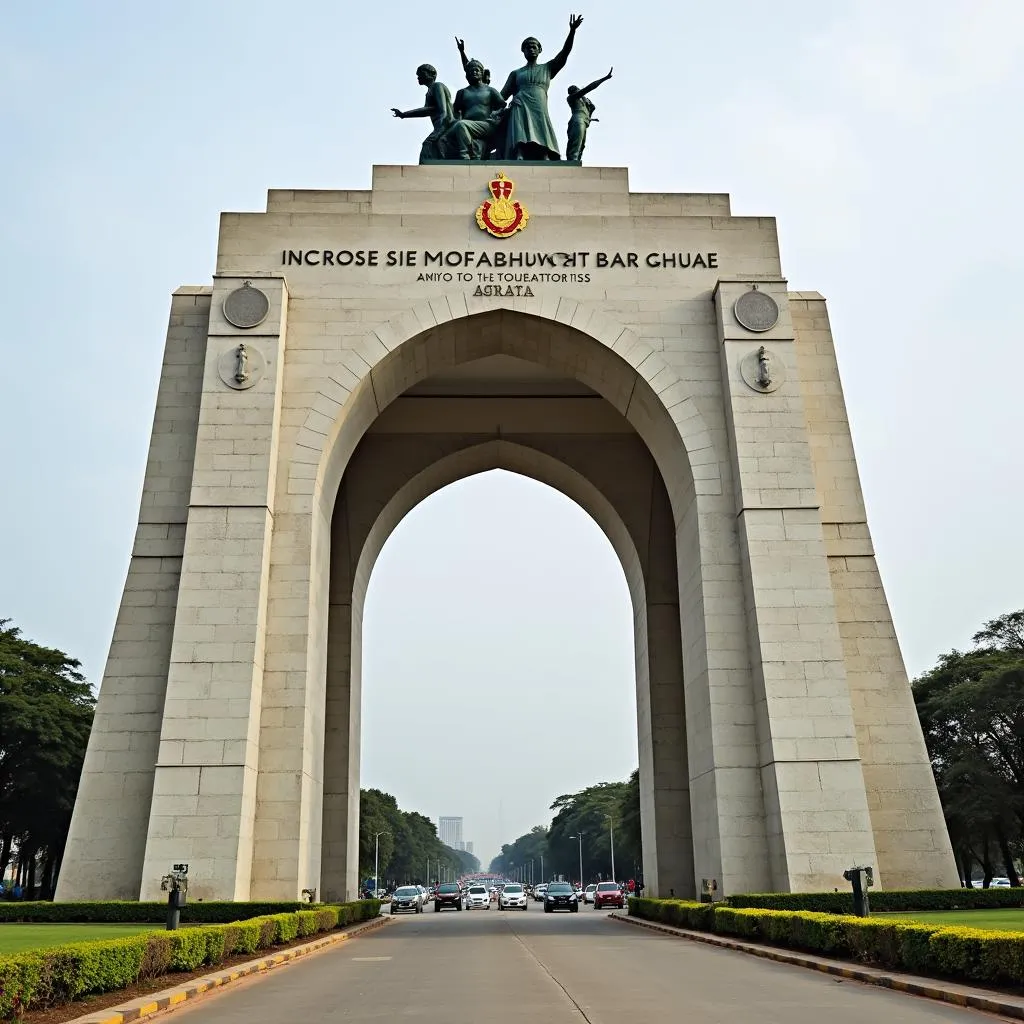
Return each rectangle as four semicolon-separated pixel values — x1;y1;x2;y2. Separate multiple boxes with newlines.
543;881;579;913
390;886;424;914
434;882;463;911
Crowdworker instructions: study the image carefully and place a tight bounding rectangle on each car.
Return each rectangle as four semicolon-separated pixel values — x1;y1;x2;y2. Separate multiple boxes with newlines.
391;885;424;913
499;883;528;910
593;881;625;909
583;884;597;904
433;882;463;911
533;884;548;902
544;881;578;913
465;884;491;909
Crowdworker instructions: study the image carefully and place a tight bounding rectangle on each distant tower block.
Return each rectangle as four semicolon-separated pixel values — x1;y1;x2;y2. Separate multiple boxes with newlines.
439;817;464;849
55;164;959;903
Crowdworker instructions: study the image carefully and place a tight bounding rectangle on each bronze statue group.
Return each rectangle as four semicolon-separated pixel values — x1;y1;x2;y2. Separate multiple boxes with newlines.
391;16;612;164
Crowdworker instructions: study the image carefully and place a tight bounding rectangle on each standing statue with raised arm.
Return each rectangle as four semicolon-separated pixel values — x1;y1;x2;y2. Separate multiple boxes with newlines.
566;66;611;162
391;64;454;163
455;37;492;85
500;14;584;161
447;59;507;160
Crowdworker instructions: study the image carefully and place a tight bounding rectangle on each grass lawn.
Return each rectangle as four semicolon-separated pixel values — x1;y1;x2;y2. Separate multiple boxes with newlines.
0;923;162;955
877;909;1024;932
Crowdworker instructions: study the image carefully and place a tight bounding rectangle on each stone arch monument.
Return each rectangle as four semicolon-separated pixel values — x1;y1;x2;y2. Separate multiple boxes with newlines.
55;165;959;902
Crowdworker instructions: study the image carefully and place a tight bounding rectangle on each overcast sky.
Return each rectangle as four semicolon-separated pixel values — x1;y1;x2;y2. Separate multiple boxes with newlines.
2;1;1022;867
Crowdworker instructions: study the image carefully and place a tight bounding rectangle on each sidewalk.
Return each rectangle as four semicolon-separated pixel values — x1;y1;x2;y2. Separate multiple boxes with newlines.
611;912;1024;1020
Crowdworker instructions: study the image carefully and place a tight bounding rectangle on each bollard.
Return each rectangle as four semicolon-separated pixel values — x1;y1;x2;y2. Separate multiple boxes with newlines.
842;866;873;917
166;886;186;930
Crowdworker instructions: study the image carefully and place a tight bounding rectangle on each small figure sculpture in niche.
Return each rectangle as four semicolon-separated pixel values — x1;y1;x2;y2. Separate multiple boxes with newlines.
234;343;250;386
756;345;772;389
391;65;454;163
566;66;612;162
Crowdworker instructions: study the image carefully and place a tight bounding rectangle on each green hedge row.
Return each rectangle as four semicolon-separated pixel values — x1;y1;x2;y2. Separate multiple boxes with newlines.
0;900;380;1020
0;902;317;924
725;888;1024;913
628;897;1024;988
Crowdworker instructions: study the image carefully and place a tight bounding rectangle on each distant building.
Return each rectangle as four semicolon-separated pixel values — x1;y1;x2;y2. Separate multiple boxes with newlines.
465;842;474;855
439;816;463;848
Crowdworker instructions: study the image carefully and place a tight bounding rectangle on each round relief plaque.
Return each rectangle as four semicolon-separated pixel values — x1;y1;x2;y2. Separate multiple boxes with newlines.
223;282;270;329
733;287;779;333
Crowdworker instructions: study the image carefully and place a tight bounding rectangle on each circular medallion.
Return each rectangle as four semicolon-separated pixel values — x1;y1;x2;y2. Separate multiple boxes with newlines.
223;282;270;329
739;345;785;394
733;288;779;333
217;342;266;390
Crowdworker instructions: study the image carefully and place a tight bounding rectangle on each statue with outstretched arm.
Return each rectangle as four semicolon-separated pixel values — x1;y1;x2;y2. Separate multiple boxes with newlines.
455;37;492;85
500;14;584;161
566;66;611;162
391;64;454;163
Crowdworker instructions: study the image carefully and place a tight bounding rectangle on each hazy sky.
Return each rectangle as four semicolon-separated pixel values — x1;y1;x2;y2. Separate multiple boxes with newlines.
2;1;1023;866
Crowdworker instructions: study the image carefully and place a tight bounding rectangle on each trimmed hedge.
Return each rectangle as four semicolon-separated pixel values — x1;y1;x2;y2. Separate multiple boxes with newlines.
628;897;1024;989
725;887;1024;914
0;901;315;924
0;900;380;1020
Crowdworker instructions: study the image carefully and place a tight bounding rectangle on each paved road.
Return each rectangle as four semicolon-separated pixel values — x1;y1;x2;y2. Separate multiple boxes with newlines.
172;905;1007;1023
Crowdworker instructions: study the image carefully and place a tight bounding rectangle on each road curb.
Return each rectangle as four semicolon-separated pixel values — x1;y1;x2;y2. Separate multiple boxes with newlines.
66;915;394;1024
609;912;1024;1019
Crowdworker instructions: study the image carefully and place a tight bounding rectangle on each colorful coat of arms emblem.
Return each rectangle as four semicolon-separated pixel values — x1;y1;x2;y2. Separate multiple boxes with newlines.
475;172;529;238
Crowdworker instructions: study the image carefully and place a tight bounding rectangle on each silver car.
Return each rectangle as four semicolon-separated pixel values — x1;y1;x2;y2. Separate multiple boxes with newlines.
390;885;424;914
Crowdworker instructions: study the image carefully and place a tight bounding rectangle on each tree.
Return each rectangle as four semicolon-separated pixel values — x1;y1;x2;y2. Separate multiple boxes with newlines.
0;620;95;896
357;789;473;889
548;781;630;883
914;610;1024;886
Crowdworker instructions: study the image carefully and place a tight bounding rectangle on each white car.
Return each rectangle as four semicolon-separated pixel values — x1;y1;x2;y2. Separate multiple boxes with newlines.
465;884;491;909
499;883;528;910
583;884;597;904
533;884;548;902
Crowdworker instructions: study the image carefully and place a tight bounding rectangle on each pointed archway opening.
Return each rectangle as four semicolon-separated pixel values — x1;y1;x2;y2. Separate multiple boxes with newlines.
317;327;701;901
360;468;638;883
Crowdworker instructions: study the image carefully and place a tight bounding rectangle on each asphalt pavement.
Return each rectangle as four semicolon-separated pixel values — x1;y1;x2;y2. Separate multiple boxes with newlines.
168;901;1008;1023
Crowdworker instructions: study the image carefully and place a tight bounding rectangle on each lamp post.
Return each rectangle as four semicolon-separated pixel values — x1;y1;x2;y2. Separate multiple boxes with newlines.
570;833;584;887
605;814;616;882
374;831;390;897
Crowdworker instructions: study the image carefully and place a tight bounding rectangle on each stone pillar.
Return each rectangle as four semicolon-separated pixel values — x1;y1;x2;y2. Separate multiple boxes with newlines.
789;293;958;888
139;277;288;901
56;289;209;900
714;280;879;891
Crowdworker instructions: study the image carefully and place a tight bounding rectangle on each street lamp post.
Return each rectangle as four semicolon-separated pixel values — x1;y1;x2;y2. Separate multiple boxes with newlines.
374;831;390;897
606;815;616;882
570;833;584;887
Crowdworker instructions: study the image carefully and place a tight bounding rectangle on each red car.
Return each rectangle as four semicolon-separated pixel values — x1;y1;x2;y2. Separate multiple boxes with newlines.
593;881;625;909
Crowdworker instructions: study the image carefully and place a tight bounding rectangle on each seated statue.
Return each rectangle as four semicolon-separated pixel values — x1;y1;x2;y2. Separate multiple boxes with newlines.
446;59;507;159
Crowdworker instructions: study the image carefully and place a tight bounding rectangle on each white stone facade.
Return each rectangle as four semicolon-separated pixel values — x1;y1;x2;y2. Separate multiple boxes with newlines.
55;165;958;902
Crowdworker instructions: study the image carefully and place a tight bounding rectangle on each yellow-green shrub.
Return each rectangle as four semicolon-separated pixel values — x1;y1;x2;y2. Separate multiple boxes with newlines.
0;899;380;1020
629;898;1024;988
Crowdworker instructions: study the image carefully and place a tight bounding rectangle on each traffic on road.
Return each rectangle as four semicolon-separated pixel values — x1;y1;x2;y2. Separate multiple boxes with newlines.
373;876;639;915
